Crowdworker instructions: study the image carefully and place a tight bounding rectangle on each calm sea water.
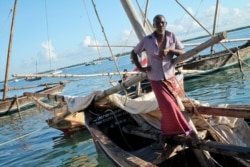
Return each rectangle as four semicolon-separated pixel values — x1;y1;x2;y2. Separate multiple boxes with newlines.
0;28;250;167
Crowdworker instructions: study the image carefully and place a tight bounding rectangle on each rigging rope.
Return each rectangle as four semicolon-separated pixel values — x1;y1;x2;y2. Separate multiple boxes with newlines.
44;0;52;71
182;0;203;39
0;7;13;37
135;0;153;32
91;0;122;81
0;127;47;147
82;0;103;69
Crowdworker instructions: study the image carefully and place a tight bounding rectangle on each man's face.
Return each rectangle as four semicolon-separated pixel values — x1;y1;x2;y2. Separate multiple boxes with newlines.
154;17;167;35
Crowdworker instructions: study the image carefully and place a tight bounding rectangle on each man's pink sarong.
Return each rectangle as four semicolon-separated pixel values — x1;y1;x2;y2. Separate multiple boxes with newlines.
149;78;193;136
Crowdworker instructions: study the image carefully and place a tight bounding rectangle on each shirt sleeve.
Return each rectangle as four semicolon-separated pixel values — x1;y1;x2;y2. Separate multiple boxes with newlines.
133;37;146;56
173;33;184;50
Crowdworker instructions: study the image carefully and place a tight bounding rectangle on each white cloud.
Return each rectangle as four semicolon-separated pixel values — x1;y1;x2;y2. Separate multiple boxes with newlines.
41;40;57;61
170;3;250;39
83;36;102;51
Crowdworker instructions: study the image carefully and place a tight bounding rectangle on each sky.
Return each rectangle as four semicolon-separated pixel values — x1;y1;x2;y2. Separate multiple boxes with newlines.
0;0;250;82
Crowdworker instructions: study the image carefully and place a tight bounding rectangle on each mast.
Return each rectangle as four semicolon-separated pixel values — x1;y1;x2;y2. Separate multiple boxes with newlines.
120;0;152;40
3;0;18;100
210;0;220;54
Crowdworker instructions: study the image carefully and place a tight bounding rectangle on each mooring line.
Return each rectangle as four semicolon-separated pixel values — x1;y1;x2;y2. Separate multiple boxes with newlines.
0;127;46;147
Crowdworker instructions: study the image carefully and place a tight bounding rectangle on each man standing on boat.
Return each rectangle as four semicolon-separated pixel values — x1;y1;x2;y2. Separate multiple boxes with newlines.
131;14;193;137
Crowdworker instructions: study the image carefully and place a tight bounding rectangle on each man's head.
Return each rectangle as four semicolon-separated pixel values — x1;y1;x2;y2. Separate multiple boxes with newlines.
153;14;167;35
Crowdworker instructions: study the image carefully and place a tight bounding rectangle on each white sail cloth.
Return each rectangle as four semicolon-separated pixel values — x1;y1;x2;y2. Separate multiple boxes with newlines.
64;91;103;113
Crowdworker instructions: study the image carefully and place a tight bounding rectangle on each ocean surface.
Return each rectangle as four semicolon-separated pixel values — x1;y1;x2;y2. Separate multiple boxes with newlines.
0;28;250;167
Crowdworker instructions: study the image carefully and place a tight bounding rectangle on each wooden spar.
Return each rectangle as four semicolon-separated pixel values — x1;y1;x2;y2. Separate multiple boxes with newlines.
15;95;21;116
3;0;18;100
94;73;147;101
89;37;250;47
13;71;139;78
179;69;206;74
185;104;250;118
173;32;227;65
0;82;67;92
12;71;139;79
210;0;219;54
184;38;250;46
88;44;134;48
23;72;148;102
24;92;65;102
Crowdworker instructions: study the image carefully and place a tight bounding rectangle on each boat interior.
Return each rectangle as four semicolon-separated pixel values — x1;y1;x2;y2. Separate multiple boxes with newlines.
85;101;247;167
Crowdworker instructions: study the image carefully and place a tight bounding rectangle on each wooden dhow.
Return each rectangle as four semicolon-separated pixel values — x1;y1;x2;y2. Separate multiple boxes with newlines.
24;85;250;167
0;82;66;116
177;40;250;79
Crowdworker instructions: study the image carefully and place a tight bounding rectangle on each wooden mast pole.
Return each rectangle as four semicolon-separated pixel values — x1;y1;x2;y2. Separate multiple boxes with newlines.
120;0;149;40
3;0;18;100
210;0;220;54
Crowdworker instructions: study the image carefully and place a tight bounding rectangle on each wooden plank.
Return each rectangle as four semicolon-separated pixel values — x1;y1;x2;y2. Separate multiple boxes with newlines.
184;103;250;118
24;92;65;102
173;32;227;65
12;71;139;79
0;82;68;92
169;135;250;159
198;140;250;159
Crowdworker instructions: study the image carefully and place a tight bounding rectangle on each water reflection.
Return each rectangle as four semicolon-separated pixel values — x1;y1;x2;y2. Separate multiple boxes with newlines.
184;65;250;105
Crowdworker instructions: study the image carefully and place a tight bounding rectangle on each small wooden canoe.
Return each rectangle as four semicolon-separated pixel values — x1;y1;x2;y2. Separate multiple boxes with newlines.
0;82;66;116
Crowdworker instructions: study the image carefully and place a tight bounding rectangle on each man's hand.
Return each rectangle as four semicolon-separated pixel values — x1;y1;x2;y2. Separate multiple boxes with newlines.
139;66;151;73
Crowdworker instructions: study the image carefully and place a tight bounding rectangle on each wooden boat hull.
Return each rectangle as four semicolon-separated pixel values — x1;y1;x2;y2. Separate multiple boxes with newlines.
25;76;42;81
0;82;66;116
83;99;250;167
177;41;250;79
46;112;86;133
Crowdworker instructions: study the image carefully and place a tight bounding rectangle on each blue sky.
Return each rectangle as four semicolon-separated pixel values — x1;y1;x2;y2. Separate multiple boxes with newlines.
0;0;250;82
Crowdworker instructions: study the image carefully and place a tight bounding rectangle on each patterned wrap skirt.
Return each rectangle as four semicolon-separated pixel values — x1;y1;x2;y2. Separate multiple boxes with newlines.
149;77;193;136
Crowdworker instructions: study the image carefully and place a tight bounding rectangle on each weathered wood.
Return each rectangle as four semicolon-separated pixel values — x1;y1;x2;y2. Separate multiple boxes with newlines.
123;124;250;159
184;102;250;118
12;71;139;79
24;92;65;102
171;135;250;159
25;76;41;81
0;83;65;116
184;38;250;46
23;73;147;102
3;0;18;100
0;82;68;92
173;32;227;65
15;95;21;117
177;96;215;167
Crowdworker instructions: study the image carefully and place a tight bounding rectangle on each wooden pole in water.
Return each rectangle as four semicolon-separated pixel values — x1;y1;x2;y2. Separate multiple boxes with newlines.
15;95;21;117
3;0;18;100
